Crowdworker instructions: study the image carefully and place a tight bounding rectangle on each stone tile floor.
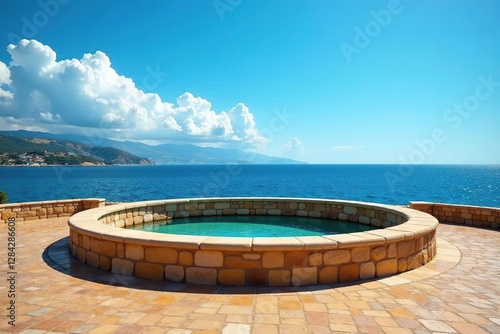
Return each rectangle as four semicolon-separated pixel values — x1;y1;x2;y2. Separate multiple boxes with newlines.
0;217;499;334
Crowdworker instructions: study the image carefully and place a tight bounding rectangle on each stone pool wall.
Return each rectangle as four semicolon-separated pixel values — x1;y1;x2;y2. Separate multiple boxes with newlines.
0;198;105;224
68;198;438;287
410;201;499;230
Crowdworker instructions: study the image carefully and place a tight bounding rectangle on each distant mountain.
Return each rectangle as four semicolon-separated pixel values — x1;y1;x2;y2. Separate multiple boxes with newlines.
0;133;152;165
0;130;305;165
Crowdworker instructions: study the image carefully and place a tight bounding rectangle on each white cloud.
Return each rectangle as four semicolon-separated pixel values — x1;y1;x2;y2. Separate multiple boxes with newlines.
0;39;266;146
0;61;13;104
283;138;304;152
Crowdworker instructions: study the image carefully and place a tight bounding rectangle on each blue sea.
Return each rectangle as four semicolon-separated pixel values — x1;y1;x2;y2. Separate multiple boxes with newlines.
0;164;499;207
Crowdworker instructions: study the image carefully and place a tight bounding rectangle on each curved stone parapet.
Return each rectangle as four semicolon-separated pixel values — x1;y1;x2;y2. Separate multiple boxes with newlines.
68;198;438;286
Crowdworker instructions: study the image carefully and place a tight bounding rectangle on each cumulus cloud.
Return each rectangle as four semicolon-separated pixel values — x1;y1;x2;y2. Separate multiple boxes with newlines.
0;39;266;146
283;138;304;153
0;61;13;104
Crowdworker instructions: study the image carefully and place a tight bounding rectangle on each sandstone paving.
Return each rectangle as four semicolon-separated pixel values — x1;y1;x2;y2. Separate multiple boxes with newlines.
0;218;499;333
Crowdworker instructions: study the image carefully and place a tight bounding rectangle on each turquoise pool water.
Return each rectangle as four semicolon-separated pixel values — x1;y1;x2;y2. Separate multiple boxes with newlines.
127;215;377;237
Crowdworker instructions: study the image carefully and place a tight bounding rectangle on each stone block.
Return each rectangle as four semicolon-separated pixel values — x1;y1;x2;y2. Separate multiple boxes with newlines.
77;247;86;263
136;262;164;280
322;211;337;219
351;247;370;262
214;202;230;209
339;264;359;282
263;252;284;268
112;258;134;276
370;246;386;261
292;267;317;286
165;265;184;282
100;256;111;271
117;243;125;258
308;211;321;218
225;256;260;269
82;235;91;250
263;202;276;209
358;216;371;224
165;204;177;211
268;270;290;286
243;253;261;260
53;207;63;214
145;247;178;264
406;252;423;270
183;203;198;211
296;210;308;217
319;266;338;284
186;267;217;285
268;209;281;215
370;218;382;227
203;209;216;216
323;250;350;265
376;259;397;277
36;208;47;216
344;206;357;215
179;251;193;265
194;250;223;267
338;213;348;221
398;258;407;272
126;244;144;260
308;253;323;266
397;240;415;258
86;251;100;268
285;251;308;267
365;208;375;217
314;203;325;211
143;213;153;223
236;208;250;215
218;269;245;286
387;243;397;258
359;262;375;279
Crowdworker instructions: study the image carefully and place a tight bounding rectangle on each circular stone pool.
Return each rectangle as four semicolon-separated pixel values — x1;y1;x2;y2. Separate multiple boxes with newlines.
68;197;438;286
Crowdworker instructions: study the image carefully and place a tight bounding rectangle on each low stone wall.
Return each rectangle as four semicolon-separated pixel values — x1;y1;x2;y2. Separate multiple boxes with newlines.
410;202;499;230
69;198;438;287
0;198;105;224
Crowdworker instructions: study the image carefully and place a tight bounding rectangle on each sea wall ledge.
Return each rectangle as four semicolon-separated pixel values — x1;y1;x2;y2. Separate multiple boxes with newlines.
68;198;438;287
0;198;105;223
410;201;500;230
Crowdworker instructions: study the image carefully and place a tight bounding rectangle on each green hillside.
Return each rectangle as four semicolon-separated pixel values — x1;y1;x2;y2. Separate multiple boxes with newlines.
0;134;152;165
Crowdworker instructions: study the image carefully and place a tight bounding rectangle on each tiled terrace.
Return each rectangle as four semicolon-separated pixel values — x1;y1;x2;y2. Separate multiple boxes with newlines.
0;217;499;334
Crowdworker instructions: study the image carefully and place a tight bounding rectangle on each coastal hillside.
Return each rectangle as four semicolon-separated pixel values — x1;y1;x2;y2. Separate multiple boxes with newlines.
1;130;305;165
0;134;152;166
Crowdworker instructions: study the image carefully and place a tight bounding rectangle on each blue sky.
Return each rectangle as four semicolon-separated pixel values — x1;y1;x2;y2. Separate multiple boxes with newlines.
0;0;499;164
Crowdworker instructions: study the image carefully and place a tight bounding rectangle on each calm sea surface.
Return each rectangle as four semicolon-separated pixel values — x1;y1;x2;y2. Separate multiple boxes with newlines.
0;164;499;207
